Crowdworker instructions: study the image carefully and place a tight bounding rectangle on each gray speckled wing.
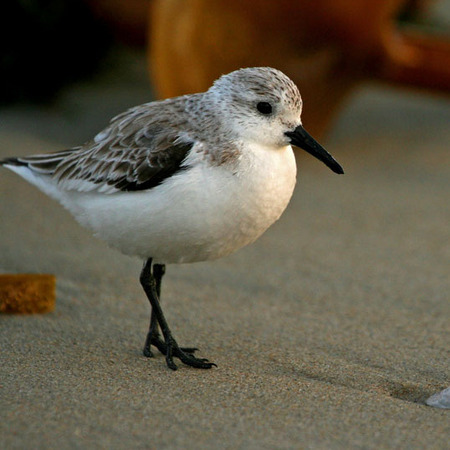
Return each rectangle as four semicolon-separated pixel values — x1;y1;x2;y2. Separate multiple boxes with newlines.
5;101;195;194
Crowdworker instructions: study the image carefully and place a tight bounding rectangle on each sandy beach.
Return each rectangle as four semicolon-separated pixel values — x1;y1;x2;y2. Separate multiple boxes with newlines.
1;48;449;448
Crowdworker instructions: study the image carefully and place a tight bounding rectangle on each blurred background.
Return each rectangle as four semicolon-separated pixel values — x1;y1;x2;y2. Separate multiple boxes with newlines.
1;0;449;138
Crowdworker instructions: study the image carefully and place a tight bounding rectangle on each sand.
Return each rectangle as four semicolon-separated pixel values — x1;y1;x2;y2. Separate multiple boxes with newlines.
1;49;449;449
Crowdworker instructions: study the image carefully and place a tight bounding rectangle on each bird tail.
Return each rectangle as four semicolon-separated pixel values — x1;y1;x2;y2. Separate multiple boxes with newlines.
0;156;28;167
0;149;74;175
1;150;76;201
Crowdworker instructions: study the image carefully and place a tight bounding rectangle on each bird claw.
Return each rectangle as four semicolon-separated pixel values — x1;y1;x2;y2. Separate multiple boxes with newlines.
143;333;214;369
166;344;217;371
143;346;155;358
144;333;198;356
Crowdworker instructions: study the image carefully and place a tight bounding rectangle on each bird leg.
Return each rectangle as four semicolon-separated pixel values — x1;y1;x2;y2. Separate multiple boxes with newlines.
140;258;216;370
143;262;198;357
142;262;167;357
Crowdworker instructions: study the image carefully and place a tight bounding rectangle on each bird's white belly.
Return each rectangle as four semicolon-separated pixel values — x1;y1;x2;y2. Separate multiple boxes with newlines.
63;144;297;264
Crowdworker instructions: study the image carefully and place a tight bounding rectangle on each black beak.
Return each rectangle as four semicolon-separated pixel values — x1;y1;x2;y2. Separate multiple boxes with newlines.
285;125;344;174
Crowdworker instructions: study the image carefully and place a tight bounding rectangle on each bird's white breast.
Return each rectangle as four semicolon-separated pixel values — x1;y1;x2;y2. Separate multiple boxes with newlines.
60;143;297;264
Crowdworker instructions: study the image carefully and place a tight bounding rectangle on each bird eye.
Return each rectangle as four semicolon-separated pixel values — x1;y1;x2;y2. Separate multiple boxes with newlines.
256;102;273;115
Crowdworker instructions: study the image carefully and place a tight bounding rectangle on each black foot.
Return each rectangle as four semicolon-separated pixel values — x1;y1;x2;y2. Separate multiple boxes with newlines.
143;333;198;358
164;336;217;371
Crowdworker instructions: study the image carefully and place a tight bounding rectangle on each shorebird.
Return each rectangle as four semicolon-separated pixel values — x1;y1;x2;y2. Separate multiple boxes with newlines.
1;67;343;370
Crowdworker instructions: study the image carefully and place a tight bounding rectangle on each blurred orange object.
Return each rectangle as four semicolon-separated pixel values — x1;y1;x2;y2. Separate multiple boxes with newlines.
0;274;56;314
149;0;450;137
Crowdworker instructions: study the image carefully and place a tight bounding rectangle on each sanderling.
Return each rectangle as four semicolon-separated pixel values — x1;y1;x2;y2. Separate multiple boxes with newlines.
1;67;343;370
